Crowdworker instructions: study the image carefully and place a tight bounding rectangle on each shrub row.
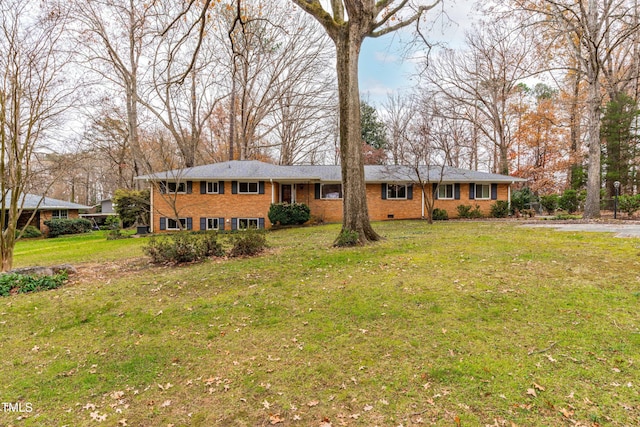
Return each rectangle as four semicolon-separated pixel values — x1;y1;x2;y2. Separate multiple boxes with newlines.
43;218;92;238
0;272;68;297
144;229;267;264
617;194;640;217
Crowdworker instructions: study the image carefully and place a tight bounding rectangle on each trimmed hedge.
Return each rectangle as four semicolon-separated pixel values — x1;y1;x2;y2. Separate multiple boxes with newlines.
43;218;92;238
268;203;311;226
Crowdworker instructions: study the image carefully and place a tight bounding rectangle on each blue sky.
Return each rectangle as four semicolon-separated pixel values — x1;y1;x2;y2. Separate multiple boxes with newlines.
358;0;477;105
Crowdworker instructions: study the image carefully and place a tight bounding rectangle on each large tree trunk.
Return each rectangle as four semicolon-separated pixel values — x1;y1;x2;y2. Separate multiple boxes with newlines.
583;0;602;219
583;76;602;218
334;26;380;244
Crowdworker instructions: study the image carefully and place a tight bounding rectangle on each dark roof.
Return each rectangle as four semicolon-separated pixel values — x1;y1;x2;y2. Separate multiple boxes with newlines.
4;191;91;210
135;160;526;184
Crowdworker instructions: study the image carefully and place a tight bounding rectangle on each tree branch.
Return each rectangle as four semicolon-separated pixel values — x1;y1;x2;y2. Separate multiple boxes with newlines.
370;1;441;38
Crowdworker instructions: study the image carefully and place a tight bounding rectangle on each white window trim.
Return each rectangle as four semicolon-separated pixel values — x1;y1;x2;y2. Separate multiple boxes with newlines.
206;217;219;230
475;184;491;200
167;182;187;194
238;181;259;194
52;209;69;219
321;183;343;200
387;184;408;200
238;218;259;230
206;181;219;194
438;184;454;200
167;218;187;230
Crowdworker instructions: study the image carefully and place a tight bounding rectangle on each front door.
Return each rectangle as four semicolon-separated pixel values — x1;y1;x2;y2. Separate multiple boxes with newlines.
281;184;294;203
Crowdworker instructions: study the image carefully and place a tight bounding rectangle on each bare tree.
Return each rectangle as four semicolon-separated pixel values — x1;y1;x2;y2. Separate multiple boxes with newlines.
141;0;227;168
216;2;337;163
1;1;76;271
72;0;156;177
510;0;640;217
382;93;414;165
424;21;541;175
85;104;136;190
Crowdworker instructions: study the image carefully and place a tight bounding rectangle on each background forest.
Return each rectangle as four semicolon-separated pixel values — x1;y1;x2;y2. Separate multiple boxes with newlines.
2;0;639;210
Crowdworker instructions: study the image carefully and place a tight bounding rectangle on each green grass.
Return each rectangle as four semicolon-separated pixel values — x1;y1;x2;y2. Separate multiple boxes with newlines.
12;230;146;267
1;221;639;426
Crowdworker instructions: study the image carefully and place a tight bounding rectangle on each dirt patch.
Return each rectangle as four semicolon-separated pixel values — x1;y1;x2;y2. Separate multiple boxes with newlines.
70;257;154;286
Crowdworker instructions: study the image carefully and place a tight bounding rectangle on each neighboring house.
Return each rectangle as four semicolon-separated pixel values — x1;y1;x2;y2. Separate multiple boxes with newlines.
135;160;527;232
3;191;91;234
80;199;117;228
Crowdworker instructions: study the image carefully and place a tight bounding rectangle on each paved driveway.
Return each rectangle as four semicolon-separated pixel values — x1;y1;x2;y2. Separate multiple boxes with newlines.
522;222;640;238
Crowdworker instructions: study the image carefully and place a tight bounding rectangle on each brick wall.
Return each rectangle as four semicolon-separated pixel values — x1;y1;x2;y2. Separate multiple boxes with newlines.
150;180;511;231
151;180;274;231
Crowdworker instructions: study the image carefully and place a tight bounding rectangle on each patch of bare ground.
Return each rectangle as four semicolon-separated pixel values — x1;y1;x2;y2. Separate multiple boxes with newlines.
70;257;154;286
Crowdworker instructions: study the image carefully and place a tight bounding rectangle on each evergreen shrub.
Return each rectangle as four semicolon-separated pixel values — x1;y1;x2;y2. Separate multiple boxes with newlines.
44;218;92;238
268;203;311;226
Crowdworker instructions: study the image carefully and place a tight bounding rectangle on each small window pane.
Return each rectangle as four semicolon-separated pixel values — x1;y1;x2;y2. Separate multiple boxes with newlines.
52;209;68;219
167;218;187;230
168;182;186;193
321;184;342;199
476;184;490;199
239;182;259;193
238;218;259;230
388;184;407;199
438;184;454;199
207;182;218;194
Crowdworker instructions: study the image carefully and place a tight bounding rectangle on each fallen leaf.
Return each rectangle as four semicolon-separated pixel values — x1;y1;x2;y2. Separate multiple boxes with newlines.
526;388;537;398
363;405;373;411
90;411;107;422
262;400;271;410
160;400;171;408
269;414;284;424
559;407;574;418
307;400;319;407
533;382;545;391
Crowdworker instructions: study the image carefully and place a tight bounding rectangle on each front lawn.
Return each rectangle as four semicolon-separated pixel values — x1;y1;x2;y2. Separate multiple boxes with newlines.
1;221;638;426
12;230;146;267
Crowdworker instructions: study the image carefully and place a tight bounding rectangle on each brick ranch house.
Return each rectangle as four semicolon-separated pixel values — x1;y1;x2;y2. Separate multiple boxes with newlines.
4;191;90;234
136;160;526;232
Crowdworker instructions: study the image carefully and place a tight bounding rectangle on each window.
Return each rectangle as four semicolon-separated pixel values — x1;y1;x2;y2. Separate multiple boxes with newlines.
167;182;186;193
206;218;219;230
51;209;68;219
475;184;491;199
438;184;454;200
238;182;259;194
321;184;342;199
238;218;259;230
167;218;187;230
387;184;407;200
206;181;219;194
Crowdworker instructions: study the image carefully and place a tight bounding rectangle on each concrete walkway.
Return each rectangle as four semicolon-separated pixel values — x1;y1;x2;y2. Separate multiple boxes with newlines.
522;222;640;238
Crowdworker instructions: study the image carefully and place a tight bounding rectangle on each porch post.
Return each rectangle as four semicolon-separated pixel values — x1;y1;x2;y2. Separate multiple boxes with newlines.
270;179;275;204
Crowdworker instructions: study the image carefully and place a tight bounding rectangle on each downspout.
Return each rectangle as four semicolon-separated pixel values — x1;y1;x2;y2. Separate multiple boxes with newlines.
508;182;512;214
149;180;154;232
421;184;425;218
